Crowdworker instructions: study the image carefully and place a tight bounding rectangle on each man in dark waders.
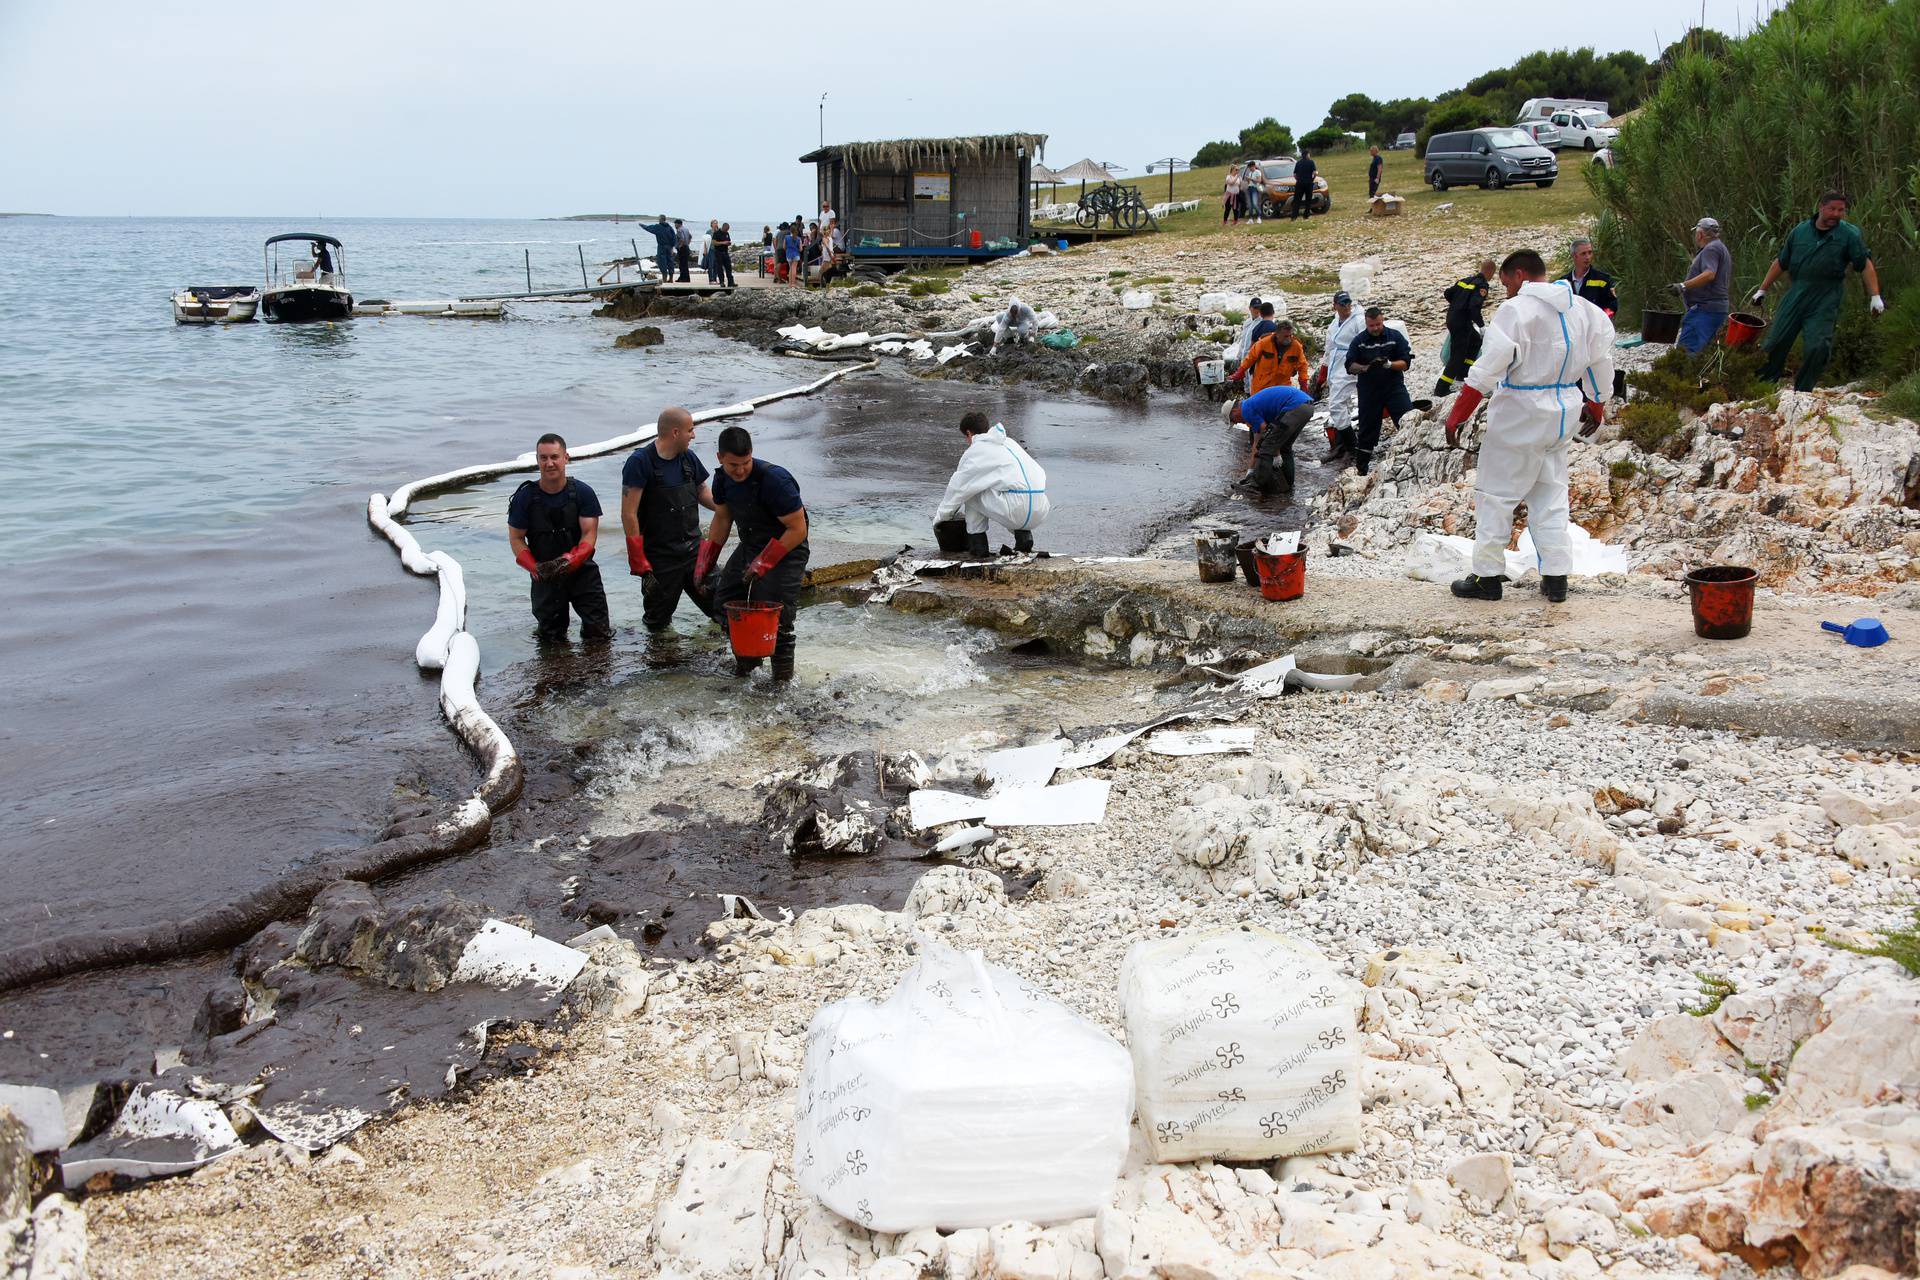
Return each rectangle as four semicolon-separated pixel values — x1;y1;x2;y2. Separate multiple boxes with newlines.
508;433;612;642
1435;259;1495;396
703;425;809;681
622;406;719;635
1751;191;1885;392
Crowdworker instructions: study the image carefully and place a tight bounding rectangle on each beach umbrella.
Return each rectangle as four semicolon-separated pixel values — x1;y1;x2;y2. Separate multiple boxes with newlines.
1053;158;1114;202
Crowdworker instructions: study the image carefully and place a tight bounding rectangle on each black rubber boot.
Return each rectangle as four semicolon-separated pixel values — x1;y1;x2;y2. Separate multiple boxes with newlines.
1013;529;1034;554
966;531;990;559
733;655;763;677
1433;376;1454;397
1450;574;1505;601
770;655;795;681
1354;452;1372;477
1328;430;1354;461
1542;575;1569;603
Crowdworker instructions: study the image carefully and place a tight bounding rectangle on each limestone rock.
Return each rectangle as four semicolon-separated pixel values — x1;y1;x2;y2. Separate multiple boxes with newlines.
1773;965;1920;1121
1363;1059;1460;1110
1618;1013;1740;1082
1466;676;1541;703
902;866;1005;919
1746;1107;1920;1278
1437;1032;1520;1117
1544;1203;1618;1259
779;1202;875;1280
1419;679;1467;704
1712;988;1822;1072
654;1138;779;1276
614;325;665;349
1447;1151;1513;1210
1636;1176;1757;1252
2;1193;88;1279
1834;824;1920;875
0;1106;32;1221
941;1228;990;1280
566;938;653;1020
1620;1070;1751;1143
1405;1178;1457;1228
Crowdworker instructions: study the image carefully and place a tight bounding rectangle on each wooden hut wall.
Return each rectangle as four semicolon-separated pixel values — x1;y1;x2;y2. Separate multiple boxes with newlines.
828;151;1031;247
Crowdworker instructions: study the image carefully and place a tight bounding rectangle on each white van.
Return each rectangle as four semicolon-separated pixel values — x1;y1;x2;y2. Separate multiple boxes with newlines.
1548;108;1618;150
1517;97;1608;121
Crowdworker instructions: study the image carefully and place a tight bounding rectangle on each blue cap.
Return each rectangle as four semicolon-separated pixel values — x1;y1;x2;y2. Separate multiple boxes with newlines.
1333;291;1352;305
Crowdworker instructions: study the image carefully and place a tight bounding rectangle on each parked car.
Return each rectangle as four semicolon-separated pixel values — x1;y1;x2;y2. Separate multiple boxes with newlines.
1389;132;1417;151
1549;108;1618;150
1423;128;1559;190
1254;158;1333;216
1516;120;1564;150
1592;145;1615;170
1517;97;1609;122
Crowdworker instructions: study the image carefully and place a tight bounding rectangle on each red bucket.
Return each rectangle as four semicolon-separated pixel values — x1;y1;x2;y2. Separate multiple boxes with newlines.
724;601;783;657
1254;550;1306;601
1725;312;1768;348
1685;566;1757;640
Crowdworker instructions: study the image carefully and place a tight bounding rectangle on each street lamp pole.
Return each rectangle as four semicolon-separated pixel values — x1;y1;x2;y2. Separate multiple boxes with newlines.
818;93;827;149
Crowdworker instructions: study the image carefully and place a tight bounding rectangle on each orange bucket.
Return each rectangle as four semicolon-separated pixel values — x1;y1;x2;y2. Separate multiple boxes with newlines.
1725;312;1768;348
1254;550;1306;601
724;601;783;657
1685;566;1756;640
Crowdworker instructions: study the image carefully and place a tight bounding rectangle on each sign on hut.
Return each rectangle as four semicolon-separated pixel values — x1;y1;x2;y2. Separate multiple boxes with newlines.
800;133;1046;261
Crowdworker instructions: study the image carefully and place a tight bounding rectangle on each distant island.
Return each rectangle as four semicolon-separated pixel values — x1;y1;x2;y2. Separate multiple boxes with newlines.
544;214;654;222
0;212;53;218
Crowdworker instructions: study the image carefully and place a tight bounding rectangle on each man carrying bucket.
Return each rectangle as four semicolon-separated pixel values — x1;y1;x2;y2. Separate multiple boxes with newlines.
622;406;719;635
703;425;809;681
1443;249;1615;604
507;433;613;643
1750;191;1885;392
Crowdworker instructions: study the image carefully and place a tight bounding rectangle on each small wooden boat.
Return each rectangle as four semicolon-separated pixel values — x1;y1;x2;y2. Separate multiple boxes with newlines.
171;285;260;324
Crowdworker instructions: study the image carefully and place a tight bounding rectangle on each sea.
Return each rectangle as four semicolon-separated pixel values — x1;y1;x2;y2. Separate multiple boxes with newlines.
0;215;1249;1086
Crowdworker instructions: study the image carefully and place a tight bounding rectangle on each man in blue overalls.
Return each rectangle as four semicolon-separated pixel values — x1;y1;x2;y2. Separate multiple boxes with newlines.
703;425;810;681
622;406;719;634
645;215;677;282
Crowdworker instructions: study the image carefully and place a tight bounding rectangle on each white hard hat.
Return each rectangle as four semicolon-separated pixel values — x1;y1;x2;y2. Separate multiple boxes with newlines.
1221;397;1239;424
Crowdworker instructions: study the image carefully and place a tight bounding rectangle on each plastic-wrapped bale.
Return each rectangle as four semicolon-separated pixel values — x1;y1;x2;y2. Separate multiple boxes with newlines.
1121;926;1360;1161
795;941;1133;1232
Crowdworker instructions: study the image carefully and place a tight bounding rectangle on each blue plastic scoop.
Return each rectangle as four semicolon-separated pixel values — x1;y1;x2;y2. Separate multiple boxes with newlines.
1820;617;1890;647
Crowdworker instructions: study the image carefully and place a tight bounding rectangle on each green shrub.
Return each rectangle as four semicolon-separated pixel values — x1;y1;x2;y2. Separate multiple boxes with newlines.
1204;329;1234;343
1134;274;1175;285
1107;269;1130;278
1824;907;1920;978
1610;458;1640;480
907;277;951;297
1620;401;1688;454
1684;972;1738;1016
1627;345;1771;414
850;284;883;298
1592;0;1919;388
1223;310;1246;325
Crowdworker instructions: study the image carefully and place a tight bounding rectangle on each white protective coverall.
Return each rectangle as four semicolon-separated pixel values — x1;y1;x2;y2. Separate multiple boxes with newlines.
1321;309;1366;432
934;424;1050;536
1463;280;1615;577
1225;311;1265;365
992;297;1037;347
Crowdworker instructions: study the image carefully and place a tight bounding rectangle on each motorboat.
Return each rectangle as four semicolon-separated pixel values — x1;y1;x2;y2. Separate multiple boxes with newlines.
261;232;353;323
171;285;259;324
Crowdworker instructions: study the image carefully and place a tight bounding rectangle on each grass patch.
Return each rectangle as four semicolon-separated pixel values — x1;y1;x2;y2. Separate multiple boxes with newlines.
1823;906;1920;978
1223;310;1246;325
1272;269;1341;293
1185;276;1206;285
1684;972;1738;1017
1609;458;1639;480
1881;371;1920;422
906;277;951;297
1107;269;1131;278
849;284;884;298
1133;274;1175;286
1619;402;1689;456
1203;328;1234;343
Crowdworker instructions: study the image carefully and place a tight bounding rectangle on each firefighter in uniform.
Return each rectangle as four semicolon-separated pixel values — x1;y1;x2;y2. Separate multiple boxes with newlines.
1435;259;1495;396
507;433;612;642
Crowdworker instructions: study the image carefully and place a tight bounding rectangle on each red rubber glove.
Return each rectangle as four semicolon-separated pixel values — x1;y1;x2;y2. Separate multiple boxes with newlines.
693;538;722;585
559;542;594;573
744;537;791;582
1579;399;1605;437
515;547;540;576
1444;384;1484;448
626;534;651;576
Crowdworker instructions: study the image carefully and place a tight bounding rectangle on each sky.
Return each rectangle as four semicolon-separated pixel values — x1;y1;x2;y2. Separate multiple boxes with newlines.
0;0;1780;221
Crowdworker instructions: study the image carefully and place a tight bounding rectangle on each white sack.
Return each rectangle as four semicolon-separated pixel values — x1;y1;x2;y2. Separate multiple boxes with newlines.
1121;926;1360;1161
1406;526;1626;584
796;941;1133;1231
1120;290;1156;310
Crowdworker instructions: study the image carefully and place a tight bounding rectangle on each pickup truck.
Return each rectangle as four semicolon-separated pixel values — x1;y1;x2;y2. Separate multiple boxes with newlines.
1549;109;1618;151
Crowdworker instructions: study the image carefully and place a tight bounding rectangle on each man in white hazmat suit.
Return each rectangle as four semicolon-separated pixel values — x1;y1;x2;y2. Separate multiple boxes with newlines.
1443;249;1615;603
1313;291;1365;458
934;412;1050;558
992;297;1038;349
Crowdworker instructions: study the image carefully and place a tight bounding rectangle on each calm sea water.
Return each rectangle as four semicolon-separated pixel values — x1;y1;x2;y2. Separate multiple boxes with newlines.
0;215;1240;957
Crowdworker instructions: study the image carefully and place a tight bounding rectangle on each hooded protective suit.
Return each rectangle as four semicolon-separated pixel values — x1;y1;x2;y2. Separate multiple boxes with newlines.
1320;308;1366;433
993;298;1037;347
934;424;1050;536
1463;280;1615;577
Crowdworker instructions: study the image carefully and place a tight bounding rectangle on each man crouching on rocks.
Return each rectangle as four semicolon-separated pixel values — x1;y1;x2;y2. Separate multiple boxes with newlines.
935;412;1050;558
1443;249;1615;604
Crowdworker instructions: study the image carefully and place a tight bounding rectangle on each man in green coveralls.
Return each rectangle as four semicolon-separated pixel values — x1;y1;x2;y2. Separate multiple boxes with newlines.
1749;191;1885;391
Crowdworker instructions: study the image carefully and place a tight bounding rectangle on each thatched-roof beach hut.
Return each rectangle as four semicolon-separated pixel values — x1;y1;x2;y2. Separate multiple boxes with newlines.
799;132;1046;261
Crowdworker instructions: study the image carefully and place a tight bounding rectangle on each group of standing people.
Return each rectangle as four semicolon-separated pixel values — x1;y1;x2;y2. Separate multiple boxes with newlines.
1219;149;1321;225
505;414;811;681
764;202;848;287
642;216;735;286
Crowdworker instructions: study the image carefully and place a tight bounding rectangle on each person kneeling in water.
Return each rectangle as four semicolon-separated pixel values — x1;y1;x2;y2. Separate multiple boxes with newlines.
702;425;809;680
934;412;1050;558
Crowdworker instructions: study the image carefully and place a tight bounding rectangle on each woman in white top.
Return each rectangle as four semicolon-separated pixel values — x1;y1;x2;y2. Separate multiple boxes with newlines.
1243;160;1264;223
1223;165;1243;225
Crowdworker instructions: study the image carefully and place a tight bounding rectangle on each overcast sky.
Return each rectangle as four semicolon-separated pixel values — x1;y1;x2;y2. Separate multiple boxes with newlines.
2;0;1777;220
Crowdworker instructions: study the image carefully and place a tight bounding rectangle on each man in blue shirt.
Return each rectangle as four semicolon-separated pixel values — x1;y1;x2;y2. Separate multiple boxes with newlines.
1288;149;1317;220
704;425;809;680
622;406;720;634
645;215;676;281
507;433;611;642
1229;385;1315;494
1344;307;1415;476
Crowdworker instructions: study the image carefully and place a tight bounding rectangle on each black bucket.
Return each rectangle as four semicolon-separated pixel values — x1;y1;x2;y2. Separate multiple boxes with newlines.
933;519;969;553
1641;310;1682;344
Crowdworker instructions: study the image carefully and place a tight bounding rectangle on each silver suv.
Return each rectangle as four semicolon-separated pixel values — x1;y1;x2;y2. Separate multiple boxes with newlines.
1423;127;1559;190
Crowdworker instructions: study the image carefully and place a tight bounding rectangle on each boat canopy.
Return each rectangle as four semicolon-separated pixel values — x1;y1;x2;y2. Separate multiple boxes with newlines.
264;232;342;248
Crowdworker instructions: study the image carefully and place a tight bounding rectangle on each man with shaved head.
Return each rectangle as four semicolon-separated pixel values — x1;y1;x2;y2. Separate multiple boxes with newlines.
622;405;721;633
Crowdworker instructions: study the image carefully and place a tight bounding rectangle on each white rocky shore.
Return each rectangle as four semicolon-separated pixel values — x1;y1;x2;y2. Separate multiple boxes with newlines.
60;642;1920;1278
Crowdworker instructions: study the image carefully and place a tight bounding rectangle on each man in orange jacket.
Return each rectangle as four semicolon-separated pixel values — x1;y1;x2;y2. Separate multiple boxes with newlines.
1229;319;1311;395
